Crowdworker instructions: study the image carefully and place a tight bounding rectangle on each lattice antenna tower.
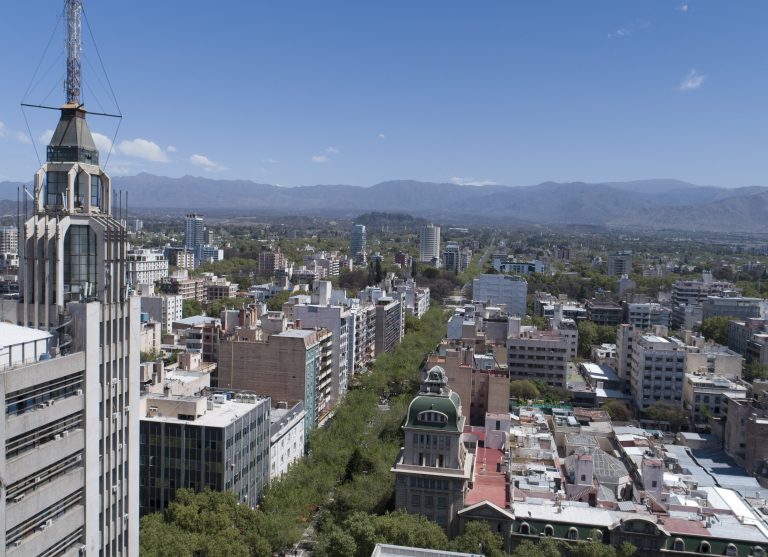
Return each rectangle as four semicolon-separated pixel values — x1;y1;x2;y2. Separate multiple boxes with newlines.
65;0;83;104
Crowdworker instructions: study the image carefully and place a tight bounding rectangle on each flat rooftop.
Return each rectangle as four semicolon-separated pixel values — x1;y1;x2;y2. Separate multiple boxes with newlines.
0;322;51;347
142;395;268;428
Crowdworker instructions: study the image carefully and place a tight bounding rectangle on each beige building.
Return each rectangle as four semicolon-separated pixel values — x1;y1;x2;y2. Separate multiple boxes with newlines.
507;330;569;388
683;372;748;426
426;347;509;426
722;393;768;476
218;322;333;429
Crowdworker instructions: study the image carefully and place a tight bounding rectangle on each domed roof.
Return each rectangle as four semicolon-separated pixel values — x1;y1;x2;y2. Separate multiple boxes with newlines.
404;366;462;432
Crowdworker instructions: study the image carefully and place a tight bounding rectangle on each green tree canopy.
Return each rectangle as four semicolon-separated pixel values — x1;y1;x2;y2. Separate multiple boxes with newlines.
267;290;293;311
510;380;541;401
644;402;689;432
602;400;633;422
450;521;505;557
698;316;731;345
182;299;202;318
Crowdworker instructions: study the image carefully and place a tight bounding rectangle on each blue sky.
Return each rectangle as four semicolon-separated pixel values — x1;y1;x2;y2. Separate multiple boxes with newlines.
1;1;766;188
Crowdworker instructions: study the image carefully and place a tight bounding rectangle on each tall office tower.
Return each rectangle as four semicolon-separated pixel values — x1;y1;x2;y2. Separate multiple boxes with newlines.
184;213;204;250
350;224;367;256
0;1;139;554
419;224;441;265
0;226;19;254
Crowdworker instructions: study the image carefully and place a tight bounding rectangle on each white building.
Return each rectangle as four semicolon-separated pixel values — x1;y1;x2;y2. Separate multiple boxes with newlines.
472;274;527;317
683;372;748;425
630;334;687;410
127;248;169;290
293;281;350;403
394;278;431;318
269;401;306;480
141;294;183;333
419;224;441;265
0;225;18;253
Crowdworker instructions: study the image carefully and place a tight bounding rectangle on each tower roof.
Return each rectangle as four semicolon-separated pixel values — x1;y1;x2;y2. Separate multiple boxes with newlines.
47;104;99;165
404;366;462;431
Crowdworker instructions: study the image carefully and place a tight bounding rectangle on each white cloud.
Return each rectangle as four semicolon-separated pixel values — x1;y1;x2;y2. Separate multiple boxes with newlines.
39;129;54;144
325;146;340;154
679;69;705;91
608;28;629;39
678;3;689;12
311;155;330;163
92;132;113;153
117;138;169;162
166;145;177;153
0;121;6;137
377;133;386;140
190;153;226;172
15;131;31;144
450;176;499;187
260;158;278;164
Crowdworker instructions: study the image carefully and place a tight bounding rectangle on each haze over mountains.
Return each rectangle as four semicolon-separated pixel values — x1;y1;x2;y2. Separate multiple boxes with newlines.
1;174;767;233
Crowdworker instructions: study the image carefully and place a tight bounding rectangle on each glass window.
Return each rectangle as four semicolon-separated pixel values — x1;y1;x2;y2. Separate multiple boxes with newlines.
91;175;102;208
63;225;97;302
46;171;68;206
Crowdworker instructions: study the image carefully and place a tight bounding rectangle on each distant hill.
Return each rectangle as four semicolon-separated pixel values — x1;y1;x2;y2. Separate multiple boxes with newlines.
2;174;767;232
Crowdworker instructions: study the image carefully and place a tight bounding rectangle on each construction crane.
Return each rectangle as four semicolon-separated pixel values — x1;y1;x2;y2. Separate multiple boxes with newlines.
64;0;83;105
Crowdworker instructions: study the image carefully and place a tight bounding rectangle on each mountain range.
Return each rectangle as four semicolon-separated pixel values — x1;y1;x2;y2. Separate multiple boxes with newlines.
1;174;767;233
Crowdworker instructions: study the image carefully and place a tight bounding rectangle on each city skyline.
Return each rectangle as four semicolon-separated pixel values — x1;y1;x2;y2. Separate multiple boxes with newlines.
1;1;767;188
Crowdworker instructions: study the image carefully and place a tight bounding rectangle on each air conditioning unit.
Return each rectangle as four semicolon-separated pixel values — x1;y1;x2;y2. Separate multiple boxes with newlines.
34;476;41;483
13;540;22;547
76;389;83;396
54;434;62;441
62;430;69;438
47;399;55;407
75;454;83;462
37;403;47;409
112;485;119;493
112;412;119;420
13;493;25;503
111;378;118;386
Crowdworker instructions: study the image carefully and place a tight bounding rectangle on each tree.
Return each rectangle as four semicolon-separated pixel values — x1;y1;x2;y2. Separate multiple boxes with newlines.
451;521;505;557
511;538;563;557
510;380;541;401
645;402;689;432
267;290;293;311
182;299;202;318
744;361;768;382
314;525;358;557
602;400;633;422
698;316;730;345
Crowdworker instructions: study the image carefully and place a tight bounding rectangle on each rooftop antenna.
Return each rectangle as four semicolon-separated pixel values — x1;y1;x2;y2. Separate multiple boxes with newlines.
65;0;83;105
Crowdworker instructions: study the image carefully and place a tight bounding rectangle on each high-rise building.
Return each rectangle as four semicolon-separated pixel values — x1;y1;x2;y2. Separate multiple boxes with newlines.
419;224;441;265
350;224;367;263
0;225;18;254
126;248;169;290
471;274;527;317
607;250;633;276
0;2;139;551
184;213;204;250
629;334;687;410
443;241;461;273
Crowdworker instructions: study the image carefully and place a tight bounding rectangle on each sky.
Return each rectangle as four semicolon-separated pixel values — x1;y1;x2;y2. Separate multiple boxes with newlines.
0;1;767;188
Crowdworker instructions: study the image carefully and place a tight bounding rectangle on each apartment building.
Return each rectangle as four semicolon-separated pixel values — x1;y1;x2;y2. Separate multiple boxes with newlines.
607;250;633;276
217;322;333;430
683;372;747;425
394;277;431;318
629;334;687;410
126;248;169;289
0;225;18;254
419;224;441;265
622;302;671;329
507;330;569;388
157;272;208;302
269;401;306;480
141;293;183;333
585;298;623;326
472;274;527;317
375;295;405;354
672;275;736;306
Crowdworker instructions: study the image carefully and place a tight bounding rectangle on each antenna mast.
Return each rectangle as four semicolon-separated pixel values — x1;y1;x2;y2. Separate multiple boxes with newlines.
64;0;83;105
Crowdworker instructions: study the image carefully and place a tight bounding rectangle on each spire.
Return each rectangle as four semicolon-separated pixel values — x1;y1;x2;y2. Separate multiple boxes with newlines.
47;0;98;165
65;0;83;105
